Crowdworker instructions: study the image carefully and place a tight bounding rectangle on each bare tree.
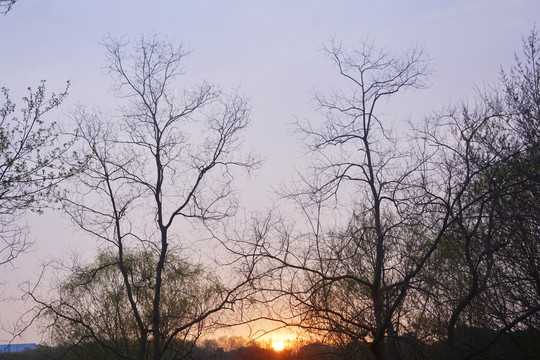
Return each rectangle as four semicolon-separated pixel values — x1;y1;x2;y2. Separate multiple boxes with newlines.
241;39;440;360
29;35;259;360
246;36;540;360
287;40;436;360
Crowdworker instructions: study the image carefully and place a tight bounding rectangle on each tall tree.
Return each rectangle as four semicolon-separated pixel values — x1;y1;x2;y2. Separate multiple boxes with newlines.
247;33;540;360
246;39;439;360
30;35;259;360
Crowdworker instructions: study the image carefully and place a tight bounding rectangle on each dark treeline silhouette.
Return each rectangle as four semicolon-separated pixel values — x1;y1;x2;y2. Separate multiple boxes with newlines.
3;328;540;360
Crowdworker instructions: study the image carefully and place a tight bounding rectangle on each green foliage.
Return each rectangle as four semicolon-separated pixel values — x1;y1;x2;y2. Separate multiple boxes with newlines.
414;28;540;359
48;248;224;359
0;81;70;211
0;81;80;266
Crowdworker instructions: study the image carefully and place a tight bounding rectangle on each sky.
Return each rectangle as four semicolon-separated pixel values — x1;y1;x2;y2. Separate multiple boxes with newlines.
1;0;539;344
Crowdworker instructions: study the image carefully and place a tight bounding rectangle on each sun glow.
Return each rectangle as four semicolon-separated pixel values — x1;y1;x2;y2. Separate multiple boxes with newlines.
272;341;285;351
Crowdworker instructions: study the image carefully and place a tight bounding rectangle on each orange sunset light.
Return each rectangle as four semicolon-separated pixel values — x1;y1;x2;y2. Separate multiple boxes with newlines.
272;341;285;351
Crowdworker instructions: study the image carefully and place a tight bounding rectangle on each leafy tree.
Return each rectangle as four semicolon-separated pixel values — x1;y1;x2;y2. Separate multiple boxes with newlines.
0;81;73;267
501;28;540;152
464;28;540;359
415;29;540;359
41;248;223;360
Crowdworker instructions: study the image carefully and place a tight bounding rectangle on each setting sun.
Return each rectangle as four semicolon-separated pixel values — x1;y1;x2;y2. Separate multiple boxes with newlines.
272;341;285;351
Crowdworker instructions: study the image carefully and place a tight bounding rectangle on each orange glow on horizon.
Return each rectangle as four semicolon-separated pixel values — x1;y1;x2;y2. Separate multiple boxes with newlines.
272;341;285;351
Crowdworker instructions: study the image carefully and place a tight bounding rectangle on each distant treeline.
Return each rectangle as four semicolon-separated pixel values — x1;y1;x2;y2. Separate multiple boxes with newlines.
3;327;539;360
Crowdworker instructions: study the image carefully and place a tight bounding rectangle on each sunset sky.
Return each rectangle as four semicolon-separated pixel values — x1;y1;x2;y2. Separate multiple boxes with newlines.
1;0;539;343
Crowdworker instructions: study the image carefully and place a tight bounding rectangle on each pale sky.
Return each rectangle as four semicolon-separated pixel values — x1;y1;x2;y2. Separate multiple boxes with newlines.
1;0;539;343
